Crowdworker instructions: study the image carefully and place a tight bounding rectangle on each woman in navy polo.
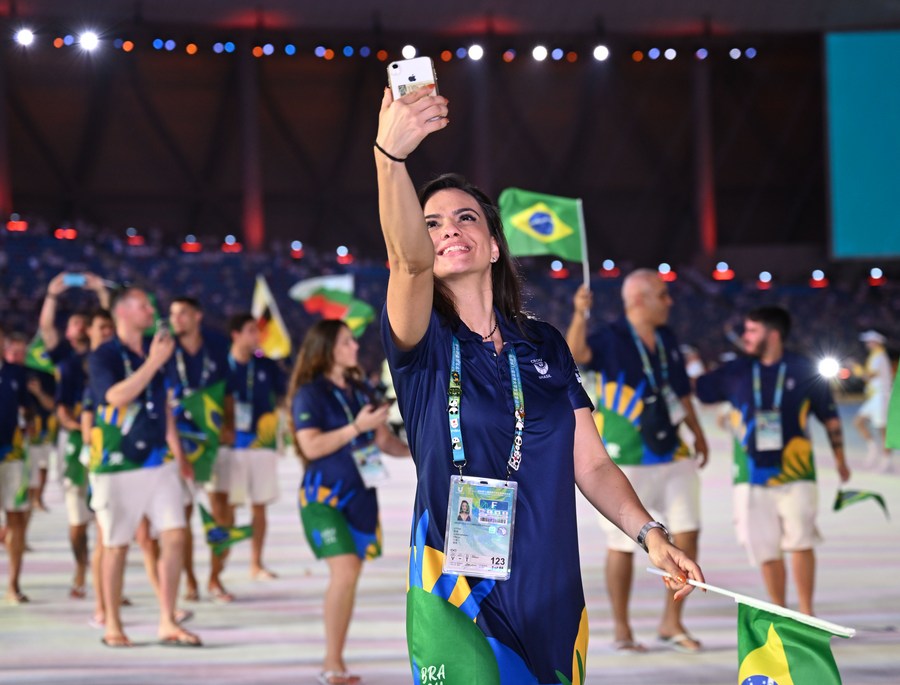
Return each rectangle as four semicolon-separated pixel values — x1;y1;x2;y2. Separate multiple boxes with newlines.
373;86;704;684
289;319;409;685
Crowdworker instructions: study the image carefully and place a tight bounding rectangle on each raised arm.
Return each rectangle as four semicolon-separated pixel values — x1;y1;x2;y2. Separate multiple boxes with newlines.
375;86;449;351
565;285;594;365
572;406;703;598
39;273;67;351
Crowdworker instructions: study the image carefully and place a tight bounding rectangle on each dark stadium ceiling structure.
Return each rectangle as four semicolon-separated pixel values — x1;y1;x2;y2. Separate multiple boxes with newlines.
2;0;899;35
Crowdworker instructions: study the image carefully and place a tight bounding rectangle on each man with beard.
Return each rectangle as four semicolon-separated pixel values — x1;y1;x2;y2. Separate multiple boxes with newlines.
166;297;231;602
695;305;850;615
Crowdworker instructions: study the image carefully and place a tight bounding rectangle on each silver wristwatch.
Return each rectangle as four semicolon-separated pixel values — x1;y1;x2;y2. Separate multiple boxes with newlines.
636;521;671;552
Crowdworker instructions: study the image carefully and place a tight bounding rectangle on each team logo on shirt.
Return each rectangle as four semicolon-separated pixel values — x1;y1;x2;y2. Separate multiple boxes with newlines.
531;358;551;379
786;377;795;391
258;371;266;381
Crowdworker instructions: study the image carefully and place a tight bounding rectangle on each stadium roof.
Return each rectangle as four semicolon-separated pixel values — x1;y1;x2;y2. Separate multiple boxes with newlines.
4;0;899;35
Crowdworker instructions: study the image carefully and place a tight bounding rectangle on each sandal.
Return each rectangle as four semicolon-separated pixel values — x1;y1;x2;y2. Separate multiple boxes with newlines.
658;632;702;653
69;585;87;599
612;639;647;653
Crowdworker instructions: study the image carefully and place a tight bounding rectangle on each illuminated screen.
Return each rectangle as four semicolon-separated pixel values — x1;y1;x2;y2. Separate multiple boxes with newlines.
826;31;900;259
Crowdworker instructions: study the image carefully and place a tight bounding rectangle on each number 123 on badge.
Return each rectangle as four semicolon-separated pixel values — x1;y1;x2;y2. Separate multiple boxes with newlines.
442;476;518;581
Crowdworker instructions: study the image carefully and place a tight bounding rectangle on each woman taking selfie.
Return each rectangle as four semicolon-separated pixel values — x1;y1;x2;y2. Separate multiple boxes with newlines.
288;320;409;685
374;84;704;684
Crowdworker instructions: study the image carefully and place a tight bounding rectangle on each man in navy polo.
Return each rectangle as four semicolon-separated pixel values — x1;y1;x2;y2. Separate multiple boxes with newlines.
88;287;200;647
695;305;850;615
0;323;31;604
566;269;708;653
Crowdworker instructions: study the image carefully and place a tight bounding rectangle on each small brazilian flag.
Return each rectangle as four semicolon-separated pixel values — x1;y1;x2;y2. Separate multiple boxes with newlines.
498;188;585;262
199;504;253;556
738;602;850;685
833;489;889;519
25;335;56;375
176;380;226;483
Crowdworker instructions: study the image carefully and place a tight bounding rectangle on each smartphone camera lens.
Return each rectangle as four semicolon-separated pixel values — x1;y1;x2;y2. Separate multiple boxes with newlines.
391;63;398;69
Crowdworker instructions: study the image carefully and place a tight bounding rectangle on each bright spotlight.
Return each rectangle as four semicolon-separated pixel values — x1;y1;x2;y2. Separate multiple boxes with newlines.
870;267;884;279
79;31;100;51
593;44;610;61
716;261;729;272
468;44;484;61
336;245;349;257
532;45;548;61
401;44;417;59
15;28;35;46
224;234;236;245
550;260;563;271
812;269;825;281
695;48;708;60
648;48;660;60
658;263;672;274
664;48;676;60
759;271;772;283
818;357;840;380
551;48;564;61
602;259;615;270
729;48;741;60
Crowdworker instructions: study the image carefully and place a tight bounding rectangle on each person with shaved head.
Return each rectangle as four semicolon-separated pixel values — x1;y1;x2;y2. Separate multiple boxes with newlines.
566;269;708;653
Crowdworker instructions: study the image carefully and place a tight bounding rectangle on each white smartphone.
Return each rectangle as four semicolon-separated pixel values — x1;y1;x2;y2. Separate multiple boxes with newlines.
388;56;439;99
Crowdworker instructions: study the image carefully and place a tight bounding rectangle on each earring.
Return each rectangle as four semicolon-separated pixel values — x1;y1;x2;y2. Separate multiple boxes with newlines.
490;256;498;263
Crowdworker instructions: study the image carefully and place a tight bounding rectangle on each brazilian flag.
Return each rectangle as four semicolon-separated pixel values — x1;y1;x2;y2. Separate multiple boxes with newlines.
175;380;226;483
498;188;585;262
199;504;252;556
738;603;848;684
25;335;56;375
833;489;889;519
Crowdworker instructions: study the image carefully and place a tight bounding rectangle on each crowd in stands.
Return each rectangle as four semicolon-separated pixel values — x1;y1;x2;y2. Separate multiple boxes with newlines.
2;220;897;380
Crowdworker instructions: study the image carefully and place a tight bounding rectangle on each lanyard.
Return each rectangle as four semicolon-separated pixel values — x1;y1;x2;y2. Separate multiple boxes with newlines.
116;340;155;409
448;336;525;478
175;346;211;394
228;354;255;403
753;362;787;411
331;385;375;446
629;325;668;391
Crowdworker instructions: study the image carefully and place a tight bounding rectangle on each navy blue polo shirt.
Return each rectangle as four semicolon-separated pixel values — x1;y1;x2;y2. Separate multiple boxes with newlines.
0;362;28;460
585;317;691;465
165;329;230;400
382;306;592;684
292;376;379;534
225;354;286;449
56;353;88;412
696;352;838;486
88;336;169;468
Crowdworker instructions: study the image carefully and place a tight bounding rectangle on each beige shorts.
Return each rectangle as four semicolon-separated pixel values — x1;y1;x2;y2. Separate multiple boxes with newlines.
599;459;701;552
0;461;30;513
64;482;92;527
858;394;889;429
228;448;280;506
733;481;820;566
89;462;186;547
29;444;53;486
208;448;236;495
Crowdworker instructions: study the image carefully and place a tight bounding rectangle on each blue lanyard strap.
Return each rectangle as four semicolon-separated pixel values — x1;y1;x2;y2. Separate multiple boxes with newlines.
176;346;211;394
629;325;668;390
331;385;375;445
753;362;787;411
228;354;255;403
116;340;154;408
448;336;526;478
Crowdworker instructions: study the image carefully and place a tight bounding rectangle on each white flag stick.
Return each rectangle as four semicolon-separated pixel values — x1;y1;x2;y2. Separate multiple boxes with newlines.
646;568;855;638
576;197;591;320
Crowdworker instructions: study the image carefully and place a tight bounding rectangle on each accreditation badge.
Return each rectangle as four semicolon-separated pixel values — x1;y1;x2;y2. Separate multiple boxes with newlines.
235;402;253;432
661;384;687;425
351;443;389;489
755;410;784;452
442;475;518;581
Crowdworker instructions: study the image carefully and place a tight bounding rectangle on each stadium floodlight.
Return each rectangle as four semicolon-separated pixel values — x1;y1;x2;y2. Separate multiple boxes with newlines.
15;28;35;46
817;357;840;380
79;31;100;51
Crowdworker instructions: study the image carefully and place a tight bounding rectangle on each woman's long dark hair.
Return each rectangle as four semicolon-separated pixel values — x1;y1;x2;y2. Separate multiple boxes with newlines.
287;319;363;465
417;173;530;331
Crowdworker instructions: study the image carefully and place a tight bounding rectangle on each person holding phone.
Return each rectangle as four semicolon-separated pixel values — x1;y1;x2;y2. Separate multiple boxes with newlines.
374;82;702;684
87;287;200;647
289;319;409;685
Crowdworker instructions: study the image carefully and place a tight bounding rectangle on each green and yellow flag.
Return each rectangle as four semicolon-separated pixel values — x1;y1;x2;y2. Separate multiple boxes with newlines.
886;365;900;449
738;602;849;685
833;489;889;519
175;380;226;484
25;335;56;375
498;188;585;262
199;504;253;556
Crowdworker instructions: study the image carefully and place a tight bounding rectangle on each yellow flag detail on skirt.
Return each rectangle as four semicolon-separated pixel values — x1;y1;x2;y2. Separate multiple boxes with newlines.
498;188;585;262
738;603;847;685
